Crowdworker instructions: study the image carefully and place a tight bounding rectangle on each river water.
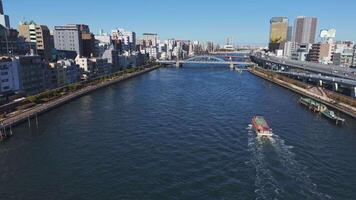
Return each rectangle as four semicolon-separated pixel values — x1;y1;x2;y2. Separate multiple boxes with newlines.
0;66;356;200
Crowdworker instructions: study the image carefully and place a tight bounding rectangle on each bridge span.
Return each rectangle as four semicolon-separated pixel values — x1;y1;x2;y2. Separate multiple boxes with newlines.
158;55;253;68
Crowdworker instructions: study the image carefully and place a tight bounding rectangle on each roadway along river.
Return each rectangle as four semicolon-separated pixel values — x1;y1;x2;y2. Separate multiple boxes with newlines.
0;66;356;200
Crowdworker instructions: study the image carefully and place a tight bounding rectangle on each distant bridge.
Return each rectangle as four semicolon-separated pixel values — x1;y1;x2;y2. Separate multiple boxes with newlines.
158;55;253;68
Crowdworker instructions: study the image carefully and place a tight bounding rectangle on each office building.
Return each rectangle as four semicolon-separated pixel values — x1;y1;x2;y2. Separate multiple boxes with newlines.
293;16;318;44
269;17;289;52
54;24;83;56
17;55;45;95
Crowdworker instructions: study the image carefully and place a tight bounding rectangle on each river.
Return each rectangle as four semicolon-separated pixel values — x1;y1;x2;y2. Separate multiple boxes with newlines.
0;66;355;200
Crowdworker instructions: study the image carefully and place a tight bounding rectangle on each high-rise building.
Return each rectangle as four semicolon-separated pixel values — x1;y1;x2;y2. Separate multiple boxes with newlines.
269;17;289;52
293;16;318;44
0;0;10;28
54;24;84;56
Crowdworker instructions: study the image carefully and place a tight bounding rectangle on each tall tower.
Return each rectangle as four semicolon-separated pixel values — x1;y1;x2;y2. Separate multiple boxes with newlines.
293;16;318;44
269;17;289;52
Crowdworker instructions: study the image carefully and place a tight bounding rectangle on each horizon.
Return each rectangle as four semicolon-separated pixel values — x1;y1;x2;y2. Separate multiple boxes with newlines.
4;0;356;45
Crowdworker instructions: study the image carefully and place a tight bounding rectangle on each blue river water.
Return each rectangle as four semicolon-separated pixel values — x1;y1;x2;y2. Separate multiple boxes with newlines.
0;66;356;200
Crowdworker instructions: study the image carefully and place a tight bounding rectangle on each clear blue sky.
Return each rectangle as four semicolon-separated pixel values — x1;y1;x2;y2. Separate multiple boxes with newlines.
4;0;356;45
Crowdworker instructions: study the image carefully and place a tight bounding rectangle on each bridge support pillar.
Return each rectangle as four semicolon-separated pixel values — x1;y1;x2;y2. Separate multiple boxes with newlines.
332;83;339;91
319;80;323;87
351;87;356;98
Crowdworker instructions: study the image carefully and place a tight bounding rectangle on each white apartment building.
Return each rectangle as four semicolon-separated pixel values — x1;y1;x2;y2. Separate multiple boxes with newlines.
112;28;136;51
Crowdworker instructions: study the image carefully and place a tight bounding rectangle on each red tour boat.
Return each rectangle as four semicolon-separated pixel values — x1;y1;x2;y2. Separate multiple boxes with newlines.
251;116;273;136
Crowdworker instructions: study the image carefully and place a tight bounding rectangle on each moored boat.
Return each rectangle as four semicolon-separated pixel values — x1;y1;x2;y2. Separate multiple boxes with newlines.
251;116;273;136
321;110;345;125
299;97;346;126
299;97;327;112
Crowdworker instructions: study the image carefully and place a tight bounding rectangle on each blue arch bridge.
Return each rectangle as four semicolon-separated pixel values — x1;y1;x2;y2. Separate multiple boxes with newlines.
158;55;254;69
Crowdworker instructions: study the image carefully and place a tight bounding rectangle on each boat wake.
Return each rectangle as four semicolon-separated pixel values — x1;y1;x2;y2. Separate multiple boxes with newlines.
247;126;331;199
269;135;331;199
247;128;283;199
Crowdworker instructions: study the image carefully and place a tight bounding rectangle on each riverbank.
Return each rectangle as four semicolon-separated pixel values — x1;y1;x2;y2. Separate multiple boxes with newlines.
0;65;160;140
249;67;356;118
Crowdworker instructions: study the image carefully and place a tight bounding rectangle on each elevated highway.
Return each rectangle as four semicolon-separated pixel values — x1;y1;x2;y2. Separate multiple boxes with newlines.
251;55;356;80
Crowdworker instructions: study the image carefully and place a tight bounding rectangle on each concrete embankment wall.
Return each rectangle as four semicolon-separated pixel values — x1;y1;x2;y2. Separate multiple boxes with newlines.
2;66;160;128
249;68;356;118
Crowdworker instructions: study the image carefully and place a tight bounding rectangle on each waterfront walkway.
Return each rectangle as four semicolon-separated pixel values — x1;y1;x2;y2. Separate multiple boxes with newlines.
1;66;160;129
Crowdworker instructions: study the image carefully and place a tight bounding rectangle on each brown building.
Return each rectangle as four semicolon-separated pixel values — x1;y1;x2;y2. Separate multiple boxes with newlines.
76;24;95;57
308;43;332;63
293;16;318;44
18;21;53;60
82;32;95;57
35;25;53;61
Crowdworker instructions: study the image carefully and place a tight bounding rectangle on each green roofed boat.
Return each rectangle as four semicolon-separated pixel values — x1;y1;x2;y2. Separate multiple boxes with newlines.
321;110;345;125
299;97;327;112
299;97;345;125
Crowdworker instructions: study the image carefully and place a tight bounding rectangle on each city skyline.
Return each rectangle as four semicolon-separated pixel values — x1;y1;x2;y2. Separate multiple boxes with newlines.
5;0;356;45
